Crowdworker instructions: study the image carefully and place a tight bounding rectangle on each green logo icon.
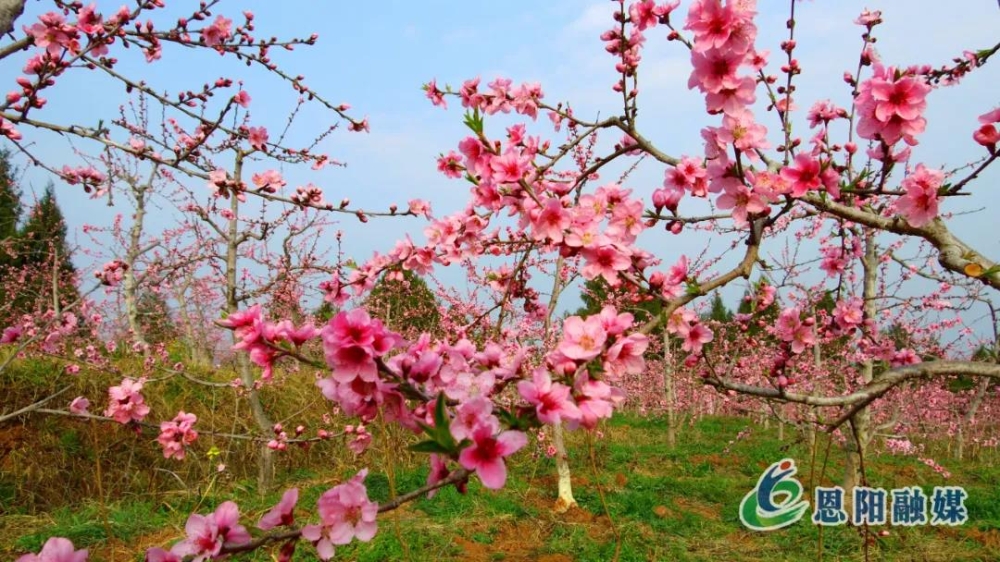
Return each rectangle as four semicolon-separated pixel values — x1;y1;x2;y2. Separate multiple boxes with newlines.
740;458;810;531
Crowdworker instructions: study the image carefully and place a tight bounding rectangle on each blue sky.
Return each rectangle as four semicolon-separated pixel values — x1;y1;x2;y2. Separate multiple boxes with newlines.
4;1;1000;336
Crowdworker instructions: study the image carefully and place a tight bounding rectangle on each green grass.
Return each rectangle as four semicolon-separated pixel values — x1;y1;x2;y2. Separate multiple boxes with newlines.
12;500;173;553
5;414;1000;561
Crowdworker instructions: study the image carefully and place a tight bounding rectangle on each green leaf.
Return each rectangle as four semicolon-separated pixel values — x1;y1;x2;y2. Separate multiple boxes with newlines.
433;394;459;450
433;393;449;431
685;280;701;296
463;108;484;135
412;394;460;455
409;440;451;454
415;420;434;435
497;408;533;431
981;265;1000;278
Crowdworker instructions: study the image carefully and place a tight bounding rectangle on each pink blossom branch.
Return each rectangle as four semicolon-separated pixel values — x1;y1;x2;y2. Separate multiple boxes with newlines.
704;360;1000;409
31;407;341;444
212;468;472;558
802;193;1000;290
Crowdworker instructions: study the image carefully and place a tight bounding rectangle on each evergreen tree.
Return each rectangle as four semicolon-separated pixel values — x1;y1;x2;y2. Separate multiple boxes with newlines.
815;290;837;317
0;149;20;245
576;276;612;317
736;278;779;337
702;292;734;323
575;276;662;327
13;184;79;314
364;269;441;336
135;290;179;345
313;300;336;324
0;150;22;310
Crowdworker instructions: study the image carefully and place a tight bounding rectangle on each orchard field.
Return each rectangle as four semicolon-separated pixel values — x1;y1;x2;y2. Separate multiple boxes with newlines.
4;359;1000;562
2;0;1000;561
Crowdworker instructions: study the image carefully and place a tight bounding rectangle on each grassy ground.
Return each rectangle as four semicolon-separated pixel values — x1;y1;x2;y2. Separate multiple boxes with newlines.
4;414;1000;561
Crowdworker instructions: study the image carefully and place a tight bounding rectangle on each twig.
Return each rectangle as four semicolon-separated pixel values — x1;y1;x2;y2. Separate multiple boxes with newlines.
0;385;71;423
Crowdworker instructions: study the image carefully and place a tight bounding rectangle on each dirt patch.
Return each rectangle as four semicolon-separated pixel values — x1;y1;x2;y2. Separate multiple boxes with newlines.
614;472;628;488
560;506;596;525
673;496;721;521
0;425;27;468
690;453;745;469
490;519;547;561
454;536;493;561
967;528;1000;549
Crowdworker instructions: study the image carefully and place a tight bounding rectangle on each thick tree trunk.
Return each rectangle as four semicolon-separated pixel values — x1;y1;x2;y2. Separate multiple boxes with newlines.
544;257;576;512
552;420;577;512
807;408;817;452
226;156;274;492
0;0;26;36
843;230;878;509
122;183;148;348
237;354;274;489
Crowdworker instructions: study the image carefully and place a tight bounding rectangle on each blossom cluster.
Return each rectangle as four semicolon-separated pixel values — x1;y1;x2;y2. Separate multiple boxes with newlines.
157;411;199;460
103;377;150;424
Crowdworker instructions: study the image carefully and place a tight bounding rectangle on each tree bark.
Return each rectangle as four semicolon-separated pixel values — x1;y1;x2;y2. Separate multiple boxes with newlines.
551;420;576;512
122;179;149;348
843;229;878;510
544;257;577;512
0;0;26;36
226;155;275;492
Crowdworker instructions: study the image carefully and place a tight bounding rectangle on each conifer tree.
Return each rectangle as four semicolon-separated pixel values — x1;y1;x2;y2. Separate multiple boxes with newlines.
575;276;662;327
135;290;179;346
0;149;19;245
702;292;734;323
0;149;21;318
737;278;779;337
14;183;79;314
365;269;441;336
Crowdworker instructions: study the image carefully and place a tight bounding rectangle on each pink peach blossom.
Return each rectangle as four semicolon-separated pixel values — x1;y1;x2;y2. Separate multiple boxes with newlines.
458;421;527;489
301;470;378;560
258;488;299;530
558;315;608;361
17;537;87;562
518;368;581;425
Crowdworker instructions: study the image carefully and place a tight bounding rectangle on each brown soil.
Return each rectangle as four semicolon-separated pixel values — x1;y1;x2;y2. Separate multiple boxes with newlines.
452;495;616;561
690;453;745;469
456;519;544;561
673;496;721;521
0;425;26;467
614;472;628;488
966;528;1000;549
